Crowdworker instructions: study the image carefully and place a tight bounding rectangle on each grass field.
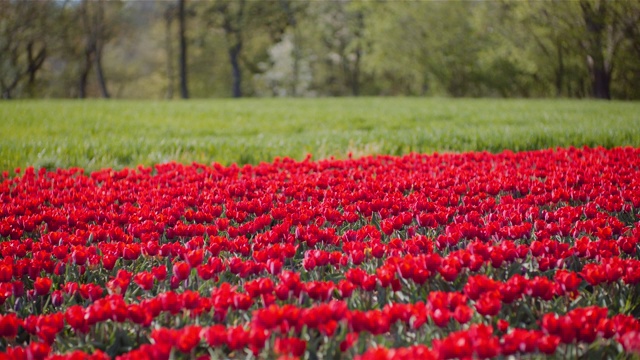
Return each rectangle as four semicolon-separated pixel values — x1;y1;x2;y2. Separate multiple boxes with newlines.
1;98;639;172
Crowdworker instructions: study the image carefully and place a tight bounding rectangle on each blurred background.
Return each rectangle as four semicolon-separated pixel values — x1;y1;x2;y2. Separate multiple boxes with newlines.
2;0;639;100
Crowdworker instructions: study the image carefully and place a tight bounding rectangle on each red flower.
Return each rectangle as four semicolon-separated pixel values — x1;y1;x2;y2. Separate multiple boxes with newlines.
232;293;253;311
160;291;181;315
176;325;202;353
12;281;25;297
431;308;450;328
63;282;79;296
152;265;168;281
185;249;204;268
102;254;117;271
581;264;605;286
620;331;640;354
128;304;152;326
226;326;249;351
170;276;181;289
555;270;581;293
71;247;87;266
51;290;63;307
173;262;190;281
134;271;154;291
526;276;555;301
434;331;473;359
0;313;22;338
475;291;501;317
267;259;283;275
27;342;50;360
537;335;560;355
438;258;461;282
203;325;227;347
474;335;500;359
122;244;141;261
557;316;576;344
497;319;509;332
79;284;103;302
340;332;359;352
181;290;201;310
453;305;473;324
0;264;12;282
34;277;52;296
275;337;307;357
65;305;88;333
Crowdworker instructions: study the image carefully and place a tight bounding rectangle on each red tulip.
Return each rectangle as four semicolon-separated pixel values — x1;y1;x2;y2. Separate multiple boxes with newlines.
133;271;154;291
537;335;560;354
497;319;509;332
34;277;52;296
65;305;88;333
173;262;190;281
275;337;306;357
475;291;501;317
26;342;50;360
0;313;22;338
431;308;450;328
51;290;63;307
152;265;167;281
453;305;473;324
176;325;202;353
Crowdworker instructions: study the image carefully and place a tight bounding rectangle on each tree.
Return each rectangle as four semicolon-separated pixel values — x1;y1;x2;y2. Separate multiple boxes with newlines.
277;0;308;97
217;0;245;98
164;3;176;99
178;0;189;99
473;1;587;98
367;2;488;97
77;0;116;98
205;0;289;98
0;1;53;99
578;0;640;99
302;0;373;96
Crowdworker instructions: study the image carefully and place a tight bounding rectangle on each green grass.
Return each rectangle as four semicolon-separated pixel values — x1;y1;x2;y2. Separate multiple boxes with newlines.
1;98;639;173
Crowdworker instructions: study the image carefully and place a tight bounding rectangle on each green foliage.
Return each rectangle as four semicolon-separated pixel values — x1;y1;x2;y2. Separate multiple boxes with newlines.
1;98;639;173
3;0;640;99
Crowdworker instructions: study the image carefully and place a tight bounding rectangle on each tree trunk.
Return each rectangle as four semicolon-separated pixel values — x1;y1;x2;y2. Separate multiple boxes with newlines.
94;47;110;98
220;0;245;98
229;45;242;98
580;0;612;100
555;42;564;97
178;0;189;99
290;30;301;97
351;48;361;96
1;76;21;99
78;0;92;99
281;0;300;96
588;58;611;99
79;47;92;99
350;11;364;96
165;5;175;99
25;42;46;97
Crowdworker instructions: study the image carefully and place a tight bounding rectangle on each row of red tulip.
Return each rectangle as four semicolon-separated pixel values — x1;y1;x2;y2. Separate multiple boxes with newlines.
1;147;639;358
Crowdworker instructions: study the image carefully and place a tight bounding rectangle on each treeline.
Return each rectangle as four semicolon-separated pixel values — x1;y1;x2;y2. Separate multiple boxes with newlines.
2;0;640;100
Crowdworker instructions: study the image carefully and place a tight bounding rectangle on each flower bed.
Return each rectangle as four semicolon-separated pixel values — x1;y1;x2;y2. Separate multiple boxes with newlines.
1;147;639;359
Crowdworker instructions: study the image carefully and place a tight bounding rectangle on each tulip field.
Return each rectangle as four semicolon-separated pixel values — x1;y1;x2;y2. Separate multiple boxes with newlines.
1;144;640;359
